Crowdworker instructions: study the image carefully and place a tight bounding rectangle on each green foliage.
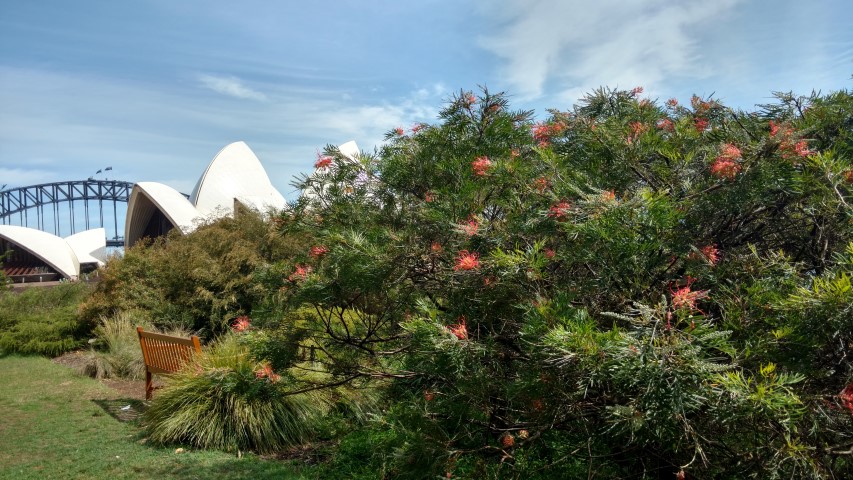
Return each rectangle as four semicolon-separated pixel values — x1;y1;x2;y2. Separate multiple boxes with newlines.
266;86;852;478
143;333;327;454
82;209;306;338
0;283;93;356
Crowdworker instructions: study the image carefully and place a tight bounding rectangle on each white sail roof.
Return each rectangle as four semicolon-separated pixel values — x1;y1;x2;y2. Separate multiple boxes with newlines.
0;225;82;279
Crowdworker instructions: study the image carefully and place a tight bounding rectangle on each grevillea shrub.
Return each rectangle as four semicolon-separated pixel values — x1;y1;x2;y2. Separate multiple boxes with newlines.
262;86;852;478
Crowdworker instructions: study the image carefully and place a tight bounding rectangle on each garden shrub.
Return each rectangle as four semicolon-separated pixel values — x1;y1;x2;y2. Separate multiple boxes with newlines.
81;209;309;338
262;86;852;478
0;282;93;356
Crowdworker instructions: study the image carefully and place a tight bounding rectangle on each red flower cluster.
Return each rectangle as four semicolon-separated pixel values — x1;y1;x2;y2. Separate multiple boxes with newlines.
670;279;710;312
548;201;572;221
310;245;329;258
720;143;742;160
288;264;313;282
471;156;493;176
461;216;479;236
840;384;853;415
255;362;281;382
453;250;480;271
769;120;781;137
710;158;742;180
424;191;435;203
532;122;567;147
411;123;426;134
691;95;716;115
533;176;551;193
666;98;679;108
314;155;332;169
710;143;743;180
231;316;251;332
627;121;648;144
629;86;644;97
448;316;468;340
656;118;675;132
395;127;405;136
694;117;709;133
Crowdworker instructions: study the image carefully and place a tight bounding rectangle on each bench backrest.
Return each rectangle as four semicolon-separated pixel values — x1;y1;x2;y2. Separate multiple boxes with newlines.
136;326;202;374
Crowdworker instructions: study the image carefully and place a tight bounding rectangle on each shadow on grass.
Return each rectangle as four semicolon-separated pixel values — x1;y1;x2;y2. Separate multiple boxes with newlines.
92;398;147;423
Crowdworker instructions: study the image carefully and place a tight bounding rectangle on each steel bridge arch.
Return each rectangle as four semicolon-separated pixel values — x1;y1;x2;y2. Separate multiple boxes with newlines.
0;180;133;247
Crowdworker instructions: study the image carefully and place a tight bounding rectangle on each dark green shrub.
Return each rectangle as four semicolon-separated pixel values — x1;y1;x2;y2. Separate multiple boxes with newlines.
0;282;92;356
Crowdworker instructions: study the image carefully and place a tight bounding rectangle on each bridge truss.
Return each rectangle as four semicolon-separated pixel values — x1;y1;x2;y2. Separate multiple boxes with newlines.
0;180;133;247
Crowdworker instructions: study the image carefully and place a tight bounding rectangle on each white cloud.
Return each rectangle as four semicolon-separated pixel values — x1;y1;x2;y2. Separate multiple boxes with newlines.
478;0;741;101
197;74;268;101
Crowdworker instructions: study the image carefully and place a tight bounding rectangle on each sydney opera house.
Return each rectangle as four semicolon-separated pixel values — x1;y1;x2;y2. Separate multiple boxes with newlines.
2;140;343;283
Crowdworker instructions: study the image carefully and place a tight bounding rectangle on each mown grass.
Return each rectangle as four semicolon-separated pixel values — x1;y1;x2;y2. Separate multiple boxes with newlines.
0;355;317;480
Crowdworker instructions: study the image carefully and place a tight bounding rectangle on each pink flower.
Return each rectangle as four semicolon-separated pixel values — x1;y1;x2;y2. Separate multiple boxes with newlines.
411;123;426;134
548;201;572;221
424;191;435;203
448;316;468;340
544;248;556;259
310;245;329;258
629;86;644;97
710;158;742;180
231;316;251;332
288;264;312;282
533;176;550;193
769;121;780;137
627;121;647;144
395;127;405;136
794;140;812;157
840;384;853;416
472;156;493;176
431;242;443;253
656;118;675;132
532;122;566;147
466;94;477;105
694;117;709;133
670;279;709;312
255;362;281;382
461;216;479;236
453;251;480;271
314;155;332;169
720;143;742;160
696;245;720;265
666;98;679;108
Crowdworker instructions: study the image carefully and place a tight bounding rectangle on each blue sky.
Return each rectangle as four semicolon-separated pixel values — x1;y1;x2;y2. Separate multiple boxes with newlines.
1;0;851;200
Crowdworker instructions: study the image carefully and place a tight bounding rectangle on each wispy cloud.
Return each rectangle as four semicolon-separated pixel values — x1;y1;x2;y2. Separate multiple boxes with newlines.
198;74;267;101
479;0;741;101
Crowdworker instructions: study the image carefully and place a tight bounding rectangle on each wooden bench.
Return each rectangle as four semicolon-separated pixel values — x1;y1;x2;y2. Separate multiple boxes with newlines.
136;327;202;400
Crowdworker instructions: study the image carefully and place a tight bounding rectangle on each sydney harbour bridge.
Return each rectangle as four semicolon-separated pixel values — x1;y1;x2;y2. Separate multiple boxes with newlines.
0;179;133;248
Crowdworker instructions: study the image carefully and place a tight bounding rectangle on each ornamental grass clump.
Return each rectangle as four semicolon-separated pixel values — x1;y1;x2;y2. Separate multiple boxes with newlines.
143;333;325;453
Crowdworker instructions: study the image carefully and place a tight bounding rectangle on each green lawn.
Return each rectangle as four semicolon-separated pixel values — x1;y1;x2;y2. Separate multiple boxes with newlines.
0;355;316;479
